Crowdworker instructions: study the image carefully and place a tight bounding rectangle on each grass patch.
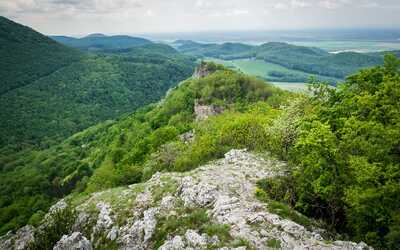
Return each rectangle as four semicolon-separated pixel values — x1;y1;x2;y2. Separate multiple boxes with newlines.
202;224;231;242
151;176;179;203
152;206;237;249
266;238;281;248
152;208;209;248
268;201;313;230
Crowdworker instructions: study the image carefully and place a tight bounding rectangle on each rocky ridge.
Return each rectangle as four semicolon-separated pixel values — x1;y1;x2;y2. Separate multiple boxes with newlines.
0;150;371;250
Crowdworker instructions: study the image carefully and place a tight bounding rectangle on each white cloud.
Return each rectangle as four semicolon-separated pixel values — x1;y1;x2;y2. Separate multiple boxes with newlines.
1;0;399;35
290;0;311;8
146;9;155;16
272;3;288;9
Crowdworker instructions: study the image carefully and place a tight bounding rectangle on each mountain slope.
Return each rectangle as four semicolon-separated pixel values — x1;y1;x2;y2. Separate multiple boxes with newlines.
51;35;152;51
0;16;82;94
0;149;371;250
1;58;399;249
0;62;288;235
0;17;195;152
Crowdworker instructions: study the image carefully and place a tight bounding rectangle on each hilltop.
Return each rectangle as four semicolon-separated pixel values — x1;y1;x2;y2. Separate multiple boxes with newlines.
51;35;152;51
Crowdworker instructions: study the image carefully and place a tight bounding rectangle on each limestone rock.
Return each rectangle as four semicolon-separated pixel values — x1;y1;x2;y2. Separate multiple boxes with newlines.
184;230;207;248
95;202;113;231
179;131;195;144
194;100;223;121
143;208;158;242
15;225;35;250
107;226;119;241
53;232;92;250
160;195;176;211
159;236;185;250
192;62;212;79
180;176;218;208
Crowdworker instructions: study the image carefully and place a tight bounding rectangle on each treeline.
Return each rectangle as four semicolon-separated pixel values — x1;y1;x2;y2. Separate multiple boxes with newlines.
257;54;400;249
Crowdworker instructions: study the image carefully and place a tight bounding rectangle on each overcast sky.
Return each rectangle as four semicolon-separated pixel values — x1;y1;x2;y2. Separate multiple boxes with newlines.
1;0;399;36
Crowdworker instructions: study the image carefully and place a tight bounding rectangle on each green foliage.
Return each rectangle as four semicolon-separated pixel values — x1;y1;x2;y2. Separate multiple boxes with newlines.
0;17;81;94
0;48;195;152
266;238;281;249
259;54;400;248
202;224;231;242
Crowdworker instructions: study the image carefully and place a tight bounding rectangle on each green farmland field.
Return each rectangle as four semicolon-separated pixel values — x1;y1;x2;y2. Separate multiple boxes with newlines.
206;58;340;84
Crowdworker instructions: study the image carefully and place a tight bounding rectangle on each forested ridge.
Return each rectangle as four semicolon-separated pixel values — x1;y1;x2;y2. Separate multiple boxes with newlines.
51;34;152;51
175;40;398;82
0;17;195;153
0;16;82;94
1;57;400;249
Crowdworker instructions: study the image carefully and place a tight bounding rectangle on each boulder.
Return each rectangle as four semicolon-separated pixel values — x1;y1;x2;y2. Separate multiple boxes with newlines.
53;232;92;250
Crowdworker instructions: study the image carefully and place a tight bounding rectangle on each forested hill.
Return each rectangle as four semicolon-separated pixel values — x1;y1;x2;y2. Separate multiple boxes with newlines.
51;34;153;51
1;58;399;249
0;16;82;94
174;40;395;81
0;17;195;153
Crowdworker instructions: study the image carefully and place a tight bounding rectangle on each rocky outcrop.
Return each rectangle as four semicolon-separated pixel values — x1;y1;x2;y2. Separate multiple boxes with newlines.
179;130;195;144
53;232;92;250
0;149;372;250
194;100;223;121
192;62;212;79
0;225;34;250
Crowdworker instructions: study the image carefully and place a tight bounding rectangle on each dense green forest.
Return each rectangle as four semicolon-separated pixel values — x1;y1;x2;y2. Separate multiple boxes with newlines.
51;34;152;51
2;57;399;249
0;17;82;94
0;17;195;153
175;40;398;83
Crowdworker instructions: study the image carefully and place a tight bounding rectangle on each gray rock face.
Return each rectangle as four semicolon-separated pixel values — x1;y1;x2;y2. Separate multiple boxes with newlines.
160;195;176;211
185;230;207;248
180;176;218;208
53;232;92;250
0;225;35;250
192;63;212;79
159;235;185;250
179;131;195;144
194;100;223;121
14;226;35;250
95;202;113;232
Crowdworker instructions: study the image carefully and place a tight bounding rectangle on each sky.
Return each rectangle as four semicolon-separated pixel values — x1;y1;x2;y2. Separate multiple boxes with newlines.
0;0;399;36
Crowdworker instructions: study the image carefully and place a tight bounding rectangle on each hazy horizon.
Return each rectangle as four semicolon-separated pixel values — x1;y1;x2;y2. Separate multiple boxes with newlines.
1;0;400;36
